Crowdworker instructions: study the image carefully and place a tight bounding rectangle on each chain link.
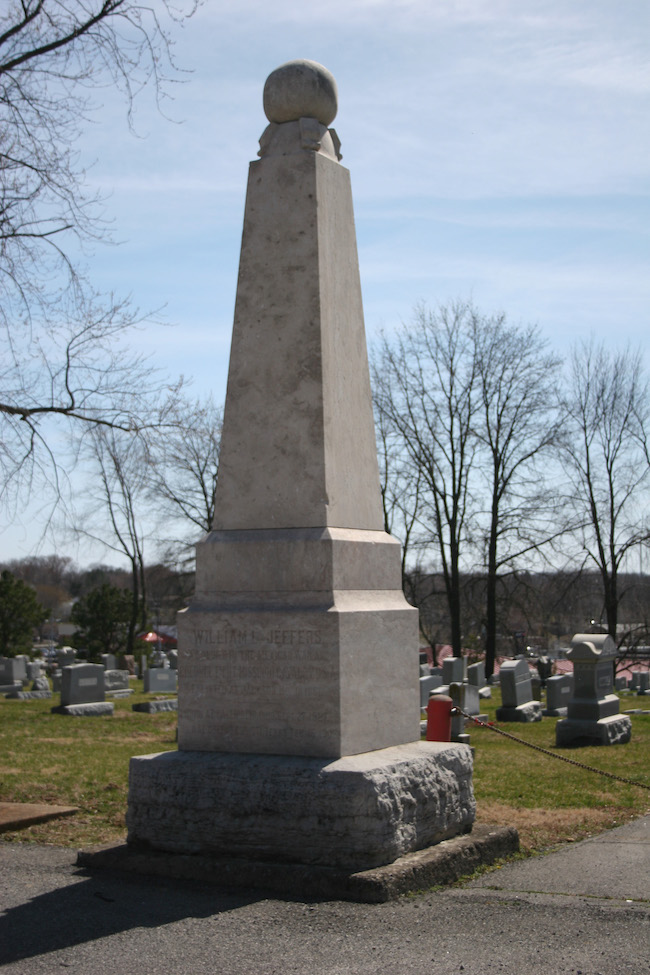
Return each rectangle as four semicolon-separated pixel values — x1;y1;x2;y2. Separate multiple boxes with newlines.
454;708;650;792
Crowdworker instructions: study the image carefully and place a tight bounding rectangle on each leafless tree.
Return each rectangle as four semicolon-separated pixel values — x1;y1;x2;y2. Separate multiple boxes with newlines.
558;340;650;643
72;426;150;653
373;302;480;655
0;0;198;512
374;302;566;667
472;316;563;676
144;395;223;565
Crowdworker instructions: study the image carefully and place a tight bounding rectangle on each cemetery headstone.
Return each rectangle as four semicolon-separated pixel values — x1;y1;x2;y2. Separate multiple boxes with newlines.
419;674;443;708
132;699;178;714
126;59;475;873
52;664;113;717
104;670;133;697
556;634;631;746
535;656;553;687
101;653;118;671
466;662;485;687
27;661;43;681
496;659;542;722
637;672;649;696
143;669;177;694
123;655;136;676
542;674;573;716
57;648;75;668
0;656;27;691
442;657;465;685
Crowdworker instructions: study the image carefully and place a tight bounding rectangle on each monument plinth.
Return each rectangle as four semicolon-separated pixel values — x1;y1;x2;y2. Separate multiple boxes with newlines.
126;59;475;872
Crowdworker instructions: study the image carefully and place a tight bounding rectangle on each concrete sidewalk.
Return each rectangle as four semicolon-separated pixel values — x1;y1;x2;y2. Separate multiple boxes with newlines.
0;816;648;974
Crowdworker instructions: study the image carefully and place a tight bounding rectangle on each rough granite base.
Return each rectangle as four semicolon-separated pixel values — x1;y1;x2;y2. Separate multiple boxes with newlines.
51;702;114;717
132;699;178;714
555;713;632;747
5;690;52;700
79;824;518;903
495;701;542;722
126;741;475;871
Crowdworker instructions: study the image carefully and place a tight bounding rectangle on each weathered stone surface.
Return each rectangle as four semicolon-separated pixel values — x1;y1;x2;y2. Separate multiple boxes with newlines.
543;674;573;716
556;713;632;747
126;742;475;871
5;689;52;700
499;658;535;708
132;699;178;714
60;664;105;706
104;670;130;691
557;633;629;746
495;701;543;723
79;824;518;903
51;702;114;717
143;669;177;694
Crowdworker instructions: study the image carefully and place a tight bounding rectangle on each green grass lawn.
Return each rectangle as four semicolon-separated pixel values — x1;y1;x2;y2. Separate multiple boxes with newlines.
0;683;648;852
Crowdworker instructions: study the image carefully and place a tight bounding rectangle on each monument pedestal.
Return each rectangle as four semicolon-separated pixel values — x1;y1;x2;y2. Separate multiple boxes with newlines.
495;701;542;722
555;714;631;747
556;634;631;747
126;741;474;871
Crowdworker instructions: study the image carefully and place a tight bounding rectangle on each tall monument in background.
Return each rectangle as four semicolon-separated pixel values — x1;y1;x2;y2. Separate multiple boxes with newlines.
126;60;475;876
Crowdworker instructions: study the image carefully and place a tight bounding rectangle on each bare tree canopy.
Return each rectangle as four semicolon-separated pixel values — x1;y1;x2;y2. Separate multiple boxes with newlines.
0;0;198;514
374;302;563;668
558;340;650;641
144;395;223;564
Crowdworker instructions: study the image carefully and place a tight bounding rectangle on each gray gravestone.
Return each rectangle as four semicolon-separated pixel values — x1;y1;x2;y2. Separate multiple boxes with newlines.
496;659;542;722
100;653;118;670
104;670;132;697
53;664;113;716
543;674;573;716
556;634;631;746
419;674;443;708
132;699;178;714
442;657;465;684
466;662;485;687
637;672;649;695
57;648;75;668
27;661;43;681
143;669;177;694
0;656;27;685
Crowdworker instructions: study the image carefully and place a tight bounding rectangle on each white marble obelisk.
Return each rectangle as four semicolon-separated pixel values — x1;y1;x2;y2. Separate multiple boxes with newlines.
127;61;474;870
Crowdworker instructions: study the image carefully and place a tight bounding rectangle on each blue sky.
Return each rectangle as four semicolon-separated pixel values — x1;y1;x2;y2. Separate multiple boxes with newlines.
3;0;649;565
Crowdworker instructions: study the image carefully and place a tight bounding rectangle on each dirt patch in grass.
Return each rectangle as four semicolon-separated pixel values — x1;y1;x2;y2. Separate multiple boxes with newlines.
475;800;644;852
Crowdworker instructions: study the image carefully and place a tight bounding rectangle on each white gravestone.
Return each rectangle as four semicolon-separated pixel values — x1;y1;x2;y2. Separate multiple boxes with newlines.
126;61;475;872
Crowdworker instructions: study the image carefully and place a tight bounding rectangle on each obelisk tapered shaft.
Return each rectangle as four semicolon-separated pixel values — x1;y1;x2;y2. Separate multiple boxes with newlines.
177;60;419;757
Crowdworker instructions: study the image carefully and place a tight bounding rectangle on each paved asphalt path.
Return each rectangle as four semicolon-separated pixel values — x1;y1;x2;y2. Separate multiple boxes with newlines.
1;816;648;975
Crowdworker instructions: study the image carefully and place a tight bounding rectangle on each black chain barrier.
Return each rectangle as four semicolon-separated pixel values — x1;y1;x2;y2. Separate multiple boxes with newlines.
454;707;650;792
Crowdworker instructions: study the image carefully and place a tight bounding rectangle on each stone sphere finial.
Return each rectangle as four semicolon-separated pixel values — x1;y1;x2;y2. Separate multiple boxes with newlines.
263;59;338;126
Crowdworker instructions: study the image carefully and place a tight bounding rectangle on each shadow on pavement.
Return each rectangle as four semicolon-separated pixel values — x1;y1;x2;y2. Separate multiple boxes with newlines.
0;865;262;967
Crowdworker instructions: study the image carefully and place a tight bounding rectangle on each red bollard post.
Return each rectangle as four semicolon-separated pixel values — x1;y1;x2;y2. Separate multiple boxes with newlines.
426;695;453;742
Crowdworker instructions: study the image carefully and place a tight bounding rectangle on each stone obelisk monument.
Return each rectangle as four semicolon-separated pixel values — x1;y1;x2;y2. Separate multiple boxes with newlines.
126;60;475;872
